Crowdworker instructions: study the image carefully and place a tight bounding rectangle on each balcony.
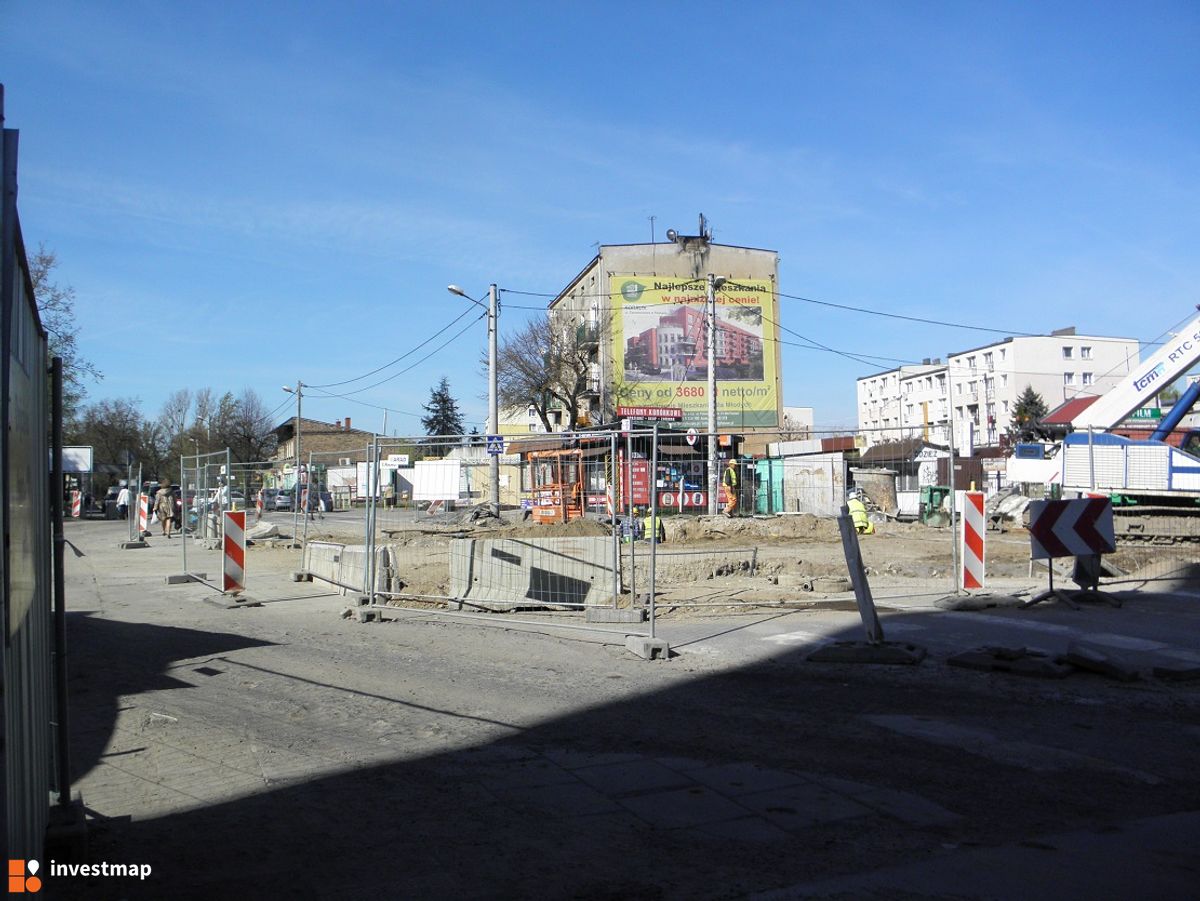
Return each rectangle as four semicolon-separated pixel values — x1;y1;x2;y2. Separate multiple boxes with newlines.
576;323;600;348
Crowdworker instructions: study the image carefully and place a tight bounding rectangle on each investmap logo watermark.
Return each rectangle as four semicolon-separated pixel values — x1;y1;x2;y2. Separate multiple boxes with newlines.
8;858;152;892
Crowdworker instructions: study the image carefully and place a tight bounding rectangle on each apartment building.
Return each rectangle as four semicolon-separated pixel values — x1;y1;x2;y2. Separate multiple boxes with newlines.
547;224;782;434
857;328;1139;449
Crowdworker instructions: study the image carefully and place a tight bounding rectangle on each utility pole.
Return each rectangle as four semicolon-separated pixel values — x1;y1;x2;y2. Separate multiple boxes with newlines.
707;273;726;515
488;284;499;516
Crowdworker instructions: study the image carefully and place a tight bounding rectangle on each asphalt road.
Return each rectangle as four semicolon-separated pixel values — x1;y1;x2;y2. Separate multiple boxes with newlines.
50;518;1200;900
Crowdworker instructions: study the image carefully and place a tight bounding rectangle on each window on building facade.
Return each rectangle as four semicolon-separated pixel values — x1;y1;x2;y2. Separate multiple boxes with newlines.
968;356;976;370
1064;372;1075;385
1081;346;1092;359
1082;372;1094;385
1002;400;1009;413
983;352;993;370
1001;373;1008;387
1062;346;1073;359
999;348;1006;360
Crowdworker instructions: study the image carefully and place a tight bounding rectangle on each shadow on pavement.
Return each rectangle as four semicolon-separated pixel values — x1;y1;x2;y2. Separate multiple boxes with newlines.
52;599;1200;900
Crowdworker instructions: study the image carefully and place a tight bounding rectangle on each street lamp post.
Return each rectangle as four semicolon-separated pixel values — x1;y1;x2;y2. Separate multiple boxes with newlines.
707;274;727;516
448;284;500;516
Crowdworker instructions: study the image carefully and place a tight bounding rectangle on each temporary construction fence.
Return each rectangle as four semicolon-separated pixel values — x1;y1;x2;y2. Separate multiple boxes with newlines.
177;449;267;595
288;423;1192;642
3;99;75;861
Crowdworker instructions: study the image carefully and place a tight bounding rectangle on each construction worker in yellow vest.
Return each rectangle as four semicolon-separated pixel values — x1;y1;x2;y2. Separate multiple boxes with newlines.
643;510;665;543
847;492;875;535
722;459;739;515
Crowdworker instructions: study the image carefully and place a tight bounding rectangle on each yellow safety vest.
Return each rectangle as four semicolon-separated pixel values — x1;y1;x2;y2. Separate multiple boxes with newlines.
848;498;874;534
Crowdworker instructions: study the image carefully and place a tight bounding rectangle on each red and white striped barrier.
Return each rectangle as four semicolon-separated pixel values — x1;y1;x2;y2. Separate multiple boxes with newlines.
223;511;246;593
70;490;82;518
962;491;985;590
138;494;150;535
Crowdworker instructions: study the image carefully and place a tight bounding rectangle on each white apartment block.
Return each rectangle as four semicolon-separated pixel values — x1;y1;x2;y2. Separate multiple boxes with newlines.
857;328;1139;449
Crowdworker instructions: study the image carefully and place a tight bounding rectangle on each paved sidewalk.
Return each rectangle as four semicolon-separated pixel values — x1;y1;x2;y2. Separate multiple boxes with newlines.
48;519;1200;900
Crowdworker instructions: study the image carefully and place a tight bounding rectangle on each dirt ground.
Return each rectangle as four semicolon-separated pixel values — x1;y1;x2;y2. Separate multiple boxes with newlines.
270;511;1197;615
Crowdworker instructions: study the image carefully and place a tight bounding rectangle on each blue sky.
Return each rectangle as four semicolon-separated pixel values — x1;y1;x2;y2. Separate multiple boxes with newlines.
5;1;1198;433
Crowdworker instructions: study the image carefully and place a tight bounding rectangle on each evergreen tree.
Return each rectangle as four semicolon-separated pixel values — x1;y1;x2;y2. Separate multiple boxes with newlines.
1008;385;1050;443
420;377;465;457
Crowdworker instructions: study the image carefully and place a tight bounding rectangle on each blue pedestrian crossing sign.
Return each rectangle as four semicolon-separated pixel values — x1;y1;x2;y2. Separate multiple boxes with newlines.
486;435;505;455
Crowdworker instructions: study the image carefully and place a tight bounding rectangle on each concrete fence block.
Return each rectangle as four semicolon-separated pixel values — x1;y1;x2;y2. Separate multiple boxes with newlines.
450;537;615;609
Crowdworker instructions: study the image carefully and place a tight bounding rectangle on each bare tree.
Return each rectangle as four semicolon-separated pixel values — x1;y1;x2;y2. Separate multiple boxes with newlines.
30;245;101;417
493;315;596;431
66;397;152;474
212;388;278;463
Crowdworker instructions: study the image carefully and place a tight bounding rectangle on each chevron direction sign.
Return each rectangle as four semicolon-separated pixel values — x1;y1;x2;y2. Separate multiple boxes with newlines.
1027;498;1116;560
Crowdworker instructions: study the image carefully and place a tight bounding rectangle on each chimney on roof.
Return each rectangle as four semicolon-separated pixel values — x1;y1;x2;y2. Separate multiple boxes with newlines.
344;417;351;431
922;358;931;365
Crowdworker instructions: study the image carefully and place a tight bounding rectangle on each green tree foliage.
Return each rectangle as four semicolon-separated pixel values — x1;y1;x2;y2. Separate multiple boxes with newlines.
30;245;101;418
1008;385;1050;442
420;377;465;457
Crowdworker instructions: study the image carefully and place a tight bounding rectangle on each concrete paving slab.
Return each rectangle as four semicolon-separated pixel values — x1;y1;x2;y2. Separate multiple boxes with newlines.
541;748;643;770
687;761;811;796
617;785;752;829
573;758;694;796
486;779;623;819
739;782;873;831
852;786;963;827
696;814;792;843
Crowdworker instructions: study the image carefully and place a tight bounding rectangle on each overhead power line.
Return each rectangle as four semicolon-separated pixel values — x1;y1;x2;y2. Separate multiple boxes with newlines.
308;306;478;389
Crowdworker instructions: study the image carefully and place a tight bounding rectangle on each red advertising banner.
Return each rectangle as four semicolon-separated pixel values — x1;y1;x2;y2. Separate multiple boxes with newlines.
619;456;651;506
616;405;684;421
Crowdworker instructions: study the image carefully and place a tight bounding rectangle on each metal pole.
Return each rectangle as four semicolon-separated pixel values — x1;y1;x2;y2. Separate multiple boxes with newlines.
292;381;302;547
946;359;960;593
303;451;313;547
488;283;500;516
626;428;636;605
50;357;73;807
707;273;719;516
180;456;187;574
610;431;619;607
649;422;659;639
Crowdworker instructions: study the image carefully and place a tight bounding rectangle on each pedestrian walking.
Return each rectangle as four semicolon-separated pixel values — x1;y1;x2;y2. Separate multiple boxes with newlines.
154;482;176;538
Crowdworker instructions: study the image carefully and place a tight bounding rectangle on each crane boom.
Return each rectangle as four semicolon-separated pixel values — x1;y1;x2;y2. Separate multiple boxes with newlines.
1071;311;1200;431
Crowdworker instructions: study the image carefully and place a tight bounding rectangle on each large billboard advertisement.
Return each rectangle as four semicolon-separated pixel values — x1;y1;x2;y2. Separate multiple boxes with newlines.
612;276;779;428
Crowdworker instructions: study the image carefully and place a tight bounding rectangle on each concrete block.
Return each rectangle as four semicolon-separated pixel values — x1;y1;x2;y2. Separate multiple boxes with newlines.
807;641;927;665
117;540;148;549
586;607;647;623
948;646;1073;679
165;573;206;585
1063;642;1141;682
1152;662;1200;682
451;537;615;609
290;571;313;582
624;635;670;660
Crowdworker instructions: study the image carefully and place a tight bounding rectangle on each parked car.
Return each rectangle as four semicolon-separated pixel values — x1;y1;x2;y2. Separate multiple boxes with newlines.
274;490;293;511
